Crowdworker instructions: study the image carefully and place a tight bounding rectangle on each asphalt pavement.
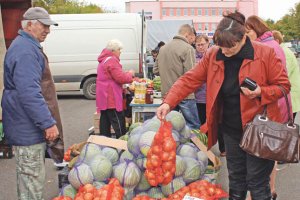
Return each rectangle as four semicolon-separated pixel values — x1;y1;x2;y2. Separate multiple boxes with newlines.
0;93;300;200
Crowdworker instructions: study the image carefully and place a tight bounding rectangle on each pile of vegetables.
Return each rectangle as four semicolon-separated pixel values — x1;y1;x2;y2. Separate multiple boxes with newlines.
57;111;225;199
145;121;176;186
53;178;124;200
136;180;228;200
153;76;161;91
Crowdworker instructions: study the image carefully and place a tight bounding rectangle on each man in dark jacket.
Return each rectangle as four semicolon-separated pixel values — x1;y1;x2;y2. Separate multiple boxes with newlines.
1;7;64;200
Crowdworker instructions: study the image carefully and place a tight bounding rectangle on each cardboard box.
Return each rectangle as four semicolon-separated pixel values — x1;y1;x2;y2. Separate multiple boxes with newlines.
191;136;221;183
87;135;128;150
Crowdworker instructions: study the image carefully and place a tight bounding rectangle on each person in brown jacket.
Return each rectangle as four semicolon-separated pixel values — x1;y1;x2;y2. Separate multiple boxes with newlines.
153;24;200;130
156;11;290;200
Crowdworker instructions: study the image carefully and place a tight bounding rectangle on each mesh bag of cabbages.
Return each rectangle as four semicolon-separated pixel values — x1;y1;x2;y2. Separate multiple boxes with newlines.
66;111;213;199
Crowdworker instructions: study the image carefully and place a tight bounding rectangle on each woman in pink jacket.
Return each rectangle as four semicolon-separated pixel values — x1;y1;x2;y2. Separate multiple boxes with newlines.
96;39;134;138
245;15;288;200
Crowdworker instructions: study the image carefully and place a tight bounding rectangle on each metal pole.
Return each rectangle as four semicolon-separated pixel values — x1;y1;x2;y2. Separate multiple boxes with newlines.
141;9;146;78
0;5;6;119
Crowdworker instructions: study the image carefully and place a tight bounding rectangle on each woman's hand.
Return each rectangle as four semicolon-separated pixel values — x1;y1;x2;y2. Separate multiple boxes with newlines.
240;85;261;99
156;103;171;120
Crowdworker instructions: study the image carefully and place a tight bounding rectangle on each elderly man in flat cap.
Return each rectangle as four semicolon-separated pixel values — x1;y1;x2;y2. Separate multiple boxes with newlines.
1;7;64;200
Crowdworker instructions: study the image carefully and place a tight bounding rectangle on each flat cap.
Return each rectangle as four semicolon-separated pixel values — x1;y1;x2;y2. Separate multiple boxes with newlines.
23;7;58;26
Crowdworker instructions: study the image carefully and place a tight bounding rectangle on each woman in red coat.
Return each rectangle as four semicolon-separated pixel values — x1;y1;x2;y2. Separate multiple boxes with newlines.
157;11;290;200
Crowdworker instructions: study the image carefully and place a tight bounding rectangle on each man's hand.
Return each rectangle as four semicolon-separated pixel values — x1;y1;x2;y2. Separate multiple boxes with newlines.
240;85;261;99
45;125;59;141
156;103;171;120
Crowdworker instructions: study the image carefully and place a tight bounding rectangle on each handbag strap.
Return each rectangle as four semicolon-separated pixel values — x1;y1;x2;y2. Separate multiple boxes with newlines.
262;85;293;124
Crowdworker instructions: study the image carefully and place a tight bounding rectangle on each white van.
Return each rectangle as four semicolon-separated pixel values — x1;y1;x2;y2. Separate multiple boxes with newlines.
42;13;146;99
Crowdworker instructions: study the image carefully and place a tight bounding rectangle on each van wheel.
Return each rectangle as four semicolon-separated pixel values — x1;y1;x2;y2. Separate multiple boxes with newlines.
83;77;96;100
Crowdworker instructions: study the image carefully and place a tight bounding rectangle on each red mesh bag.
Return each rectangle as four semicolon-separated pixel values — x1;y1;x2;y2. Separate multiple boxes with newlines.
145;121;176;186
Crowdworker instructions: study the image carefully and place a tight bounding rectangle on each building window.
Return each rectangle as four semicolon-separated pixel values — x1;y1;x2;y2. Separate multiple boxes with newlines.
205;23;209;30
162;8;166;16
212;8;216;16
184;8;188;16
170;8;174;16
198;8;202;16
198;23;202;30
176;8;181;16
191;9;195;16
219;8;223;16
212;23;216;31
205;8;209;16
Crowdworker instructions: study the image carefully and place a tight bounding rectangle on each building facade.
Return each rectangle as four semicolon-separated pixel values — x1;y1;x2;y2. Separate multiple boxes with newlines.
125;0;258;36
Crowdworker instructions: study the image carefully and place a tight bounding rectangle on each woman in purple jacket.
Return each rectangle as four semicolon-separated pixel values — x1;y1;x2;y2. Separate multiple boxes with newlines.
96;39;135;138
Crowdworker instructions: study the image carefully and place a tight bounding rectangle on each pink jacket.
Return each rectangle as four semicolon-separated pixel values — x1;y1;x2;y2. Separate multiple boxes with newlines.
96;49;133;112
257;31;292;122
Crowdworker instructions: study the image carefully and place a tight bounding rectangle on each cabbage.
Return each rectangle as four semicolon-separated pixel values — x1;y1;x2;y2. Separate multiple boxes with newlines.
148;187;165;198
130;126;143;136
134;157;147;170
124;188;135;200
68;163;93;189
197;151;209;168
177;143;199;159
138;131;156;156
161;177;186;196
183;157;202;183
89;155;112;182
113;160;141;189
78;143;102;164
60;184;77;199
102;147;119;165
179;125;192;143
127;131;143;157
166;111;186;132
128;122;143;133
175;155;187;177
93;181;106;189
142;117;161;132
119;134;129;141
120;150;134;162
135;173;151;192
172;130;180;147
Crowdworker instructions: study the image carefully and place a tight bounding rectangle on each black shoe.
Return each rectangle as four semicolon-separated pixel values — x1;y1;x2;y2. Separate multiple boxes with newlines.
271;192;277;200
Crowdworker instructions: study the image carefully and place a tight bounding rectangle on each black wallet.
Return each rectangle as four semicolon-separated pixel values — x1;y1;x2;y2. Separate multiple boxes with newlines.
240;77;257;91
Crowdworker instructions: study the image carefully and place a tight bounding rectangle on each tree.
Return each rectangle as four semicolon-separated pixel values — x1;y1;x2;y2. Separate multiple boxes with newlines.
268;2;300;41
32;0;105;14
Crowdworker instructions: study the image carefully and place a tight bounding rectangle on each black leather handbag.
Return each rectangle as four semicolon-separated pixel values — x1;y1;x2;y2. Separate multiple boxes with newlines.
240;86;299;163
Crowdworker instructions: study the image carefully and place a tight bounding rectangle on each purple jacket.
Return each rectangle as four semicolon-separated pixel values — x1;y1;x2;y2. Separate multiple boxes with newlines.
96;49;133;112
257;31;292;121
195;52;207;103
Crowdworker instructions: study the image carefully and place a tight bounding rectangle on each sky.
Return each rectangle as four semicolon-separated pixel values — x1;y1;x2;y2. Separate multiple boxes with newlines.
81;0;299;21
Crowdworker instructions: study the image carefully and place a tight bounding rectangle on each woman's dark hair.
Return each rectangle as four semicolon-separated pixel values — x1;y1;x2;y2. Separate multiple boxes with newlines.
245;15;270;38
213;11;246;48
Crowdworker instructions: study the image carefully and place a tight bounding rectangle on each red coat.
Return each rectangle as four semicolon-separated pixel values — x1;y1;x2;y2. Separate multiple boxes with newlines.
163;41;291;149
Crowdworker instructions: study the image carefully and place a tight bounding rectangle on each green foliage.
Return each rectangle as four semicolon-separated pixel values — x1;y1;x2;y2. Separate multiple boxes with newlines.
265;2;300;41
32;0;104;14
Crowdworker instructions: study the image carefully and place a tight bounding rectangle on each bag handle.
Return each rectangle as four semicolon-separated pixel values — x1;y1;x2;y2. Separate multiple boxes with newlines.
262;85;293;125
